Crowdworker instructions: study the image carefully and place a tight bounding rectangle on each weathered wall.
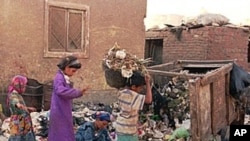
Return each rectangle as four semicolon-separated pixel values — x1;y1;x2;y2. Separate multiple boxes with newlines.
146;26;249;70
162;28;209;62
206;27;249;69
0;0;146;91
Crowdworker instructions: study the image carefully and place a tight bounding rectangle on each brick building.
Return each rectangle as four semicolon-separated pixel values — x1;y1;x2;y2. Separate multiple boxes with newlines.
145;26;250;70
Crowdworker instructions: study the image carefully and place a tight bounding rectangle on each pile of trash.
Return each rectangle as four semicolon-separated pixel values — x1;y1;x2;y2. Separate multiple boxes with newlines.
72;101;191;141
0;111;50;141
152;75;190;125
0;100;191;141
102;42;151;89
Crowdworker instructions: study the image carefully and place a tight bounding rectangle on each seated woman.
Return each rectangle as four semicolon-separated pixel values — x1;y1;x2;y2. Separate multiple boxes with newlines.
75;112;112;141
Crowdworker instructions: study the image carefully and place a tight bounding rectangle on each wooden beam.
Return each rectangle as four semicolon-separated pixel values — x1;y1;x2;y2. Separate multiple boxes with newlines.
147;69;204;78
189;78;201;140
182;64;227;68
147;62;175;69
178;60;236;65
200;63;233;86
169;68;183;72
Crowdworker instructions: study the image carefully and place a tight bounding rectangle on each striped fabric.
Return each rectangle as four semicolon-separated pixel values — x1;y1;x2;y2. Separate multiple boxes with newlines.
115;89;145;135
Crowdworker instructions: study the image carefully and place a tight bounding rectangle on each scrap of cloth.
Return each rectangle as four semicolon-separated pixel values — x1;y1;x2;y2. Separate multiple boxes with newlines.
48;70;82;141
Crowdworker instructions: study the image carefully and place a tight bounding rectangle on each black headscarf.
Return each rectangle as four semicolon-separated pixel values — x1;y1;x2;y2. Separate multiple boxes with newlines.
57;55;82;70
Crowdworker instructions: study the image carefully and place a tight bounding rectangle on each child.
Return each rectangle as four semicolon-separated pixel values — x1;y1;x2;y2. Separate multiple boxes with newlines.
48;55;90;141
7;75;36;141
115;72;152;141
75;112;112;141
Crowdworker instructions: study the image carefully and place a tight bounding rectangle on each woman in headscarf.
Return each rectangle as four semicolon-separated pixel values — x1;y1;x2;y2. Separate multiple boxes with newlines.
48;55;90;141
75;112;112;141
7;75;36;141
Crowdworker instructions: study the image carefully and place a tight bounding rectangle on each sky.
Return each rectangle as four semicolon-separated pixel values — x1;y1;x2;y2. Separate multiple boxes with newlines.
145;0;250;29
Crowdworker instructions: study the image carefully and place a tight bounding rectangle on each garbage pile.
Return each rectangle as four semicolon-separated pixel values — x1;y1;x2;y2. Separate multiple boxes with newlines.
0;111;50;141
0;100;191;141
152;75;190;126
31;111;49;140
72;101;191;141
102;42;151;89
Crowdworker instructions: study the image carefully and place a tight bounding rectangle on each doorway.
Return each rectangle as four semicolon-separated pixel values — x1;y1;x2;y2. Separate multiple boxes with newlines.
145;39;163;66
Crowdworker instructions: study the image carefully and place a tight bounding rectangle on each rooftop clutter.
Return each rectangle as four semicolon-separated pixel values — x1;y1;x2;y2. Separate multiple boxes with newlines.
147;13;250;33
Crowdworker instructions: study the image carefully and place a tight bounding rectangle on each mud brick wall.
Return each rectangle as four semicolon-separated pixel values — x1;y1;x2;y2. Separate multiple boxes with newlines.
206;27;249;69
147;26;249;71
0;0;146;90
0;0;146;114
162;27;209;62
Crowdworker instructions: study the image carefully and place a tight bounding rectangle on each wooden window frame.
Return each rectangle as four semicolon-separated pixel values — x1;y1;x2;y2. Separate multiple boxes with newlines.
44;0;90;58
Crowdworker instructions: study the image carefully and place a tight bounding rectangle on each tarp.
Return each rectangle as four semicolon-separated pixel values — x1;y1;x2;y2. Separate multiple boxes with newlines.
230;63;250;99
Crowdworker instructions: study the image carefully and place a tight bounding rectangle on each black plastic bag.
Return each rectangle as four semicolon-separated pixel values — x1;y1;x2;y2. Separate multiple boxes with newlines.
230;63;250;99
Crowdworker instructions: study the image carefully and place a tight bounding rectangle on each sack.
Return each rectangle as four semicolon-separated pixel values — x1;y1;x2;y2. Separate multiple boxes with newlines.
197;13;229;26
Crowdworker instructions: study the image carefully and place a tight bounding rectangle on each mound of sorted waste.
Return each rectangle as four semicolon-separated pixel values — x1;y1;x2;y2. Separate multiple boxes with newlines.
102;42;151;89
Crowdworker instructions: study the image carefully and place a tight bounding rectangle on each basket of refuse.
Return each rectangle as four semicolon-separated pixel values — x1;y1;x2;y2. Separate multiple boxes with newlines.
102;43;151;89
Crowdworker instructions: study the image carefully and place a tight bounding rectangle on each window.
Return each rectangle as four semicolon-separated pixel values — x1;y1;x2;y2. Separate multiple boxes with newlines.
44;1;89;58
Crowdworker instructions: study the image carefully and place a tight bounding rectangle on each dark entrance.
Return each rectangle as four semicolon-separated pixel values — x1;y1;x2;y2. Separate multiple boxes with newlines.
145;39;163;66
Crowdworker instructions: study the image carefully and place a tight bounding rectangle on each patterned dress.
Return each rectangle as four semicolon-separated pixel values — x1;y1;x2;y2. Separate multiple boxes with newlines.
8;91;35;141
